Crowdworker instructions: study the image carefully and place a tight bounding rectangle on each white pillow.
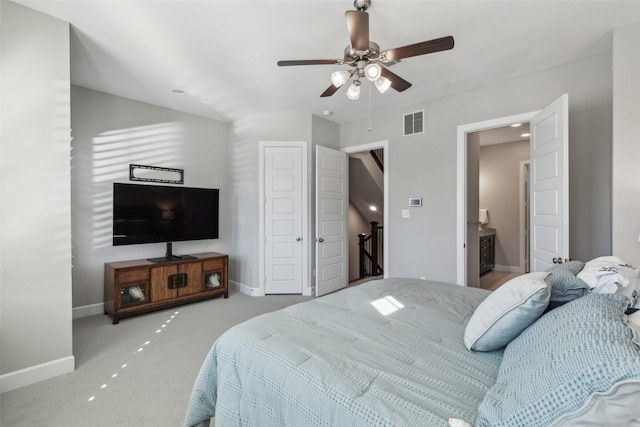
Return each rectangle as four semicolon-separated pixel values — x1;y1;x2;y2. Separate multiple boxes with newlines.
577;256;638;289
464;272;550;352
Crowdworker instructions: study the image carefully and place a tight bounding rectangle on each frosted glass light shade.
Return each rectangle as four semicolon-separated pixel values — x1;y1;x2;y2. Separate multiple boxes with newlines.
346;80;361;100
331;70;351;87
364;63;381;81
374;77;391;94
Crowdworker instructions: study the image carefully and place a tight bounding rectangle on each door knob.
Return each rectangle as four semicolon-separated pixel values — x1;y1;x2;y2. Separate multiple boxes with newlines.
316;237;324;242
296;237;301;241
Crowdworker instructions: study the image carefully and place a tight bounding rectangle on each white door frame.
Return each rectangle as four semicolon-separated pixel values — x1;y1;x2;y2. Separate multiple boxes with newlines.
258;141;309;296
343;140;389;279
519;160;531;274
456;113;538;286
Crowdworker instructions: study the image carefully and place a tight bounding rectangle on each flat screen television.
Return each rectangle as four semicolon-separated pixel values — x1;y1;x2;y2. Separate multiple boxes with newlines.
113;183;219;260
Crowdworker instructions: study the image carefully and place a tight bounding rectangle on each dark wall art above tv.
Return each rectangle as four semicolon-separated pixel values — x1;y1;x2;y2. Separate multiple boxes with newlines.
113;183;219;246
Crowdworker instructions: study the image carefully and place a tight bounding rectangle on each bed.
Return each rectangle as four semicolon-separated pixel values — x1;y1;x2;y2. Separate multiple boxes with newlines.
184;259;640;427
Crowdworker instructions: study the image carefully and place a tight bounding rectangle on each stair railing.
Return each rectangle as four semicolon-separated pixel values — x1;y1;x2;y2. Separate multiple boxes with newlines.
358;221;384;279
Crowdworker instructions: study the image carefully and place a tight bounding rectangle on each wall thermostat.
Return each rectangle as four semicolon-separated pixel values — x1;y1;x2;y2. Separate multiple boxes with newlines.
409;198;422;207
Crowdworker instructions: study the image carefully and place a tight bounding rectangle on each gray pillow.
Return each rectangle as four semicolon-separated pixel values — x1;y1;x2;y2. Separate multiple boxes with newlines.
546;260;585;276
544;269;589;302
476;293;640;427
464;272;550;352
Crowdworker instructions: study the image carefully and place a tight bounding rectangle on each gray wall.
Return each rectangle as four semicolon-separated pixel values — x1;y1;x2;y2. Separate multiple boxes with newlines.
70;86;230;309
0;1;73;388
480;140;530;269
228;112;312;292
341;54;613;283
569;105;612;261
612;22;640;263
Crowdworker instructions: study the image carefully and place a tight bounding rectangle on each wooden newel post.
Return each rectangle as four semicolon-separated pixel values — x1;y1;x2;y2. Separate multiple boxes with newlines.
370;221;379;276
358;233;366;277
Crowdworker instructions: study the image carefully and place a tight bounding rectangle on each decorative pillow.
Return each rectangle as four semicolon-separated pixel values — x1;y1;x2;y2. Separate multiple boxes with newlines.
577;256;638;289
464;272;550;352
544;269;589;302
476;293;640;427
546;260;585;276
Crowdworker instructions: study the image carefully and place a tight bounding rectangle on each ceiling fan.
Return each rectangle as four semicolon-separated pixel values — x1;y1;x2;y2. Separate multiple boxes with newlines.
277;0;454;100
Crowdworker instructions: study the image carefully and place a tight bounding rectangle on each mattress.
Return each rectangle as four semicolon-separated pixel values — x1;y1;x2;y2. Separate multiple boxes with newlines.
184;278;504;427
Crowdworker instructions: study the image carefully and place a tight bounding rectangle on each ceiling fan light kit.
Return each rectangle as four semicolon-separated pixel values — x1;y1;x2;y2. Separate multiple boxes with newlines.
277;0;454;100
374;77;391;94
364;63;381;81
331;70;352;88
346;80;362;100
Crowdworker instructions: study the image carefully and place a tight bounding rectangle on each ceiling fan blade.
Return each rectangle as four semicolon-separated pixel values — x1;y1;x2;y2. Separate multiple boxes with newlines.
345;10;369;52
320;84;340;97
382;35;454;62
277;59;341;66
380;67;412;92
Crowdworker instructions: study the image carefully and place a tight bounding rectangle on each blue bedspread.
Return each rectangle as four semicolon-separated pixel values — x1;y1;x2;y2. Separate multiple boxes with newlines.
184;278;503;427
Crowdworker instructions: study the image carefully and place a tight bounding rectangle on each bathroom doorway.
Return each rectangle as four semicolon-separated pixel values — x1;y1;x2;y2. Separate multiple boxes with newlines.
468;123;531;289
457;94;570;288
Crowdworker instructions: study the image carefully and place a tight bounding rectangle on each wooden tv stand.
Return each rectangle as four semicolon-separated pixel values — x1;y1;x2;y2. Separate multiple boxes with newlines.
104;252;228;324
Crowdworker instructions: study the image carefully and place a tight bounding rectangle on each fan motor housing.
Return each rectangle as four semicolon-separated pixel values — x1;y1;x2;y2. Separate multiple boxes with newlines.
344;41;380;62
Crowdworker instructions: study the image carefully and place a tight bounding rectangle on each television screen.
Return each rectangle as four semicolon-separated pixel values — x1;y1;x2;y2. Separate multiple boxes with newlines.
113;183;219;246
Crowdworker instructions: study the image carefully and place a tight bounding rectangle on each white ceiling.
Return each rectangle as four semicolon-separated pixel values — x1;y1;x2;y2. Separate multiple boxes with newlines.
15;0;640;124
478;122;530;146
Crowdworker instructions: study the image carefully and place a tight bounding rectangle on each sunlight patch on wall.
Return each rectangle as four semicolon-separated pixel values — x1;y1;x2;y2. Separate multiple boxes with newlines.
92;191;113;248
91;123;183;184
90;122;185;248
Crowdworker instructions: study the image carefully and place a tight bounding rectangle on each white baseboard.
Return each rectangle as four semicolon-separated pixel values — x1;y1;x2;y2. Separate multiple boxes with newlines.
73;303;104;319
231;281;314;297
1;355;75;393
231;280;263;296
494;264;523;274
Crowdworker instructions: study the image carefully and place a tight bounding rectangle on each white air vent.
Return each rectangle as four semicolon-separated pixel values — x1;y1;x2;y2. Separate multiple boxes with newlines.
403;110;424;136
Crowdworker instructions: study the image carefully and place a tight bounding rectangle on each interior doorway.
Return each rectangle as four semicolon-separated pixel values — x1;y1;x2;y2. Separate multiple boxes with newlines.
457;94;570;287
456;111;538;286
470;124;531;290
343;141;389;284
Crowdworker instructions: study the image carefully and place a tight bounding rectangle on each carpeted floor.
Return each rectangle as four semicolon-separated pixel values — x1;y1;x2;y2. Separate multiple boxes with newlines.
0;289;312;427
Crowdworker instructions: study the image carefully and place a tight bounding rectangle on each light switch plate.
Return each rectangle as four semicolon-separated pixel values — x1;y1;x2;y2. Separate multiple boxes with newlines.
401;209;410;218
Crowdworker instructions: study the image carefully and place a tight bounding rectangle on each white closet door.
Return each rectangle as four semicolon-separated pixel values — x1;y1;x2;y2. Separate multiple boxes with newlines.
264;145;304;294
